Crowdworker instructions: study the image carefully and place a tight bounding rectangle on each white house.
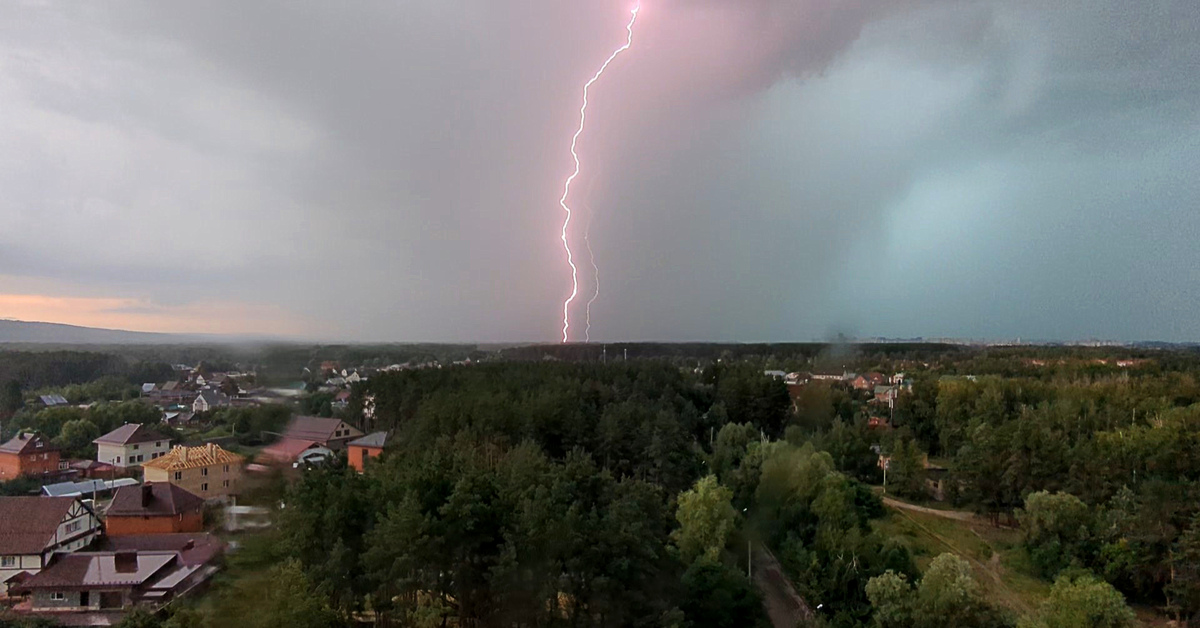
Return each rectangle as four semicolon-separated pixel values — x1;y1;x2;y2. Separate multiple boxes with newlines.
93;424;172;468
193;390;230;413
0;496;100;594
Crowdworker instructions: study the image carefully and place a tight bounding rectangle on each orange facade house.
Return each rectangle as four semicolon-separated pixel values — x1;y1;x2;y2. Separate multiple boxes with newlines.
105;483;205;536
347;432;388;473
0;432;60;480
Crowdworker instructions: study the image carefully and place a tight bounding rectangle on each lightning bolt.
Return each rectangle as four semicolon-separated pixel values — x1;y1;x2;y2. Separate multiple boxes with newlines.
582;167;605;343
560;4;640;343
584;200;600;343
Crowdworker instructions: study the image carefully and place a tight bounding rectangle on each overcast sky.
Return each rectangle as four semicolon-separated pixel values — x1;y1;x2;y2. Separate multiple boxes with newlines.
1;0;1197;342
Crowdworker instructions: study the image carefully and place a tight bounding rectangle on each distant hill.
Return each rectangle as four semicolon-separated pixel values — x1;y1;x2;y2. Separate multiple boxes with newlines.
0;319;217;345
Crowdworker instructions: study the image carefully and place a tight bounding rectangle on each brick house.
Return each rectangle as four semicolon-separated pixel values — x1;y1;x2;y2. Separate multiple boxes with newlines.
0;432;60;480
0;497;101;595
141;444;245;502
853;372;888;391
105;484;205;537
347;432;388;473
93;424;172;468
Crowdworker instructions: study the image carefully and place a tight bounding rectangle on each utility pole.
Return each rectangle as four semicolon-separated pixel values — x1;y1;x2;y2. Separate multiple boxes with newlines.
747;540;752;579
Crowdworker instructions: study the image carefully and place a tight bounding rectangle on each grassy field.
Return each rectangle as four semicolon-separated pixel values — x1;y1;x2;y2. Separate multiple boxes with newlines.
874;504;1173;626
874;506;1050;616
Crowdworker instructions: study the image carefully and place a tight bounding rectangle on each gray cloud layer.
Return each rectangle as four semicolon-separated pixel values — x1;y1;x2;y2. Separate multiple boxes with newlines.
0;0;1196;341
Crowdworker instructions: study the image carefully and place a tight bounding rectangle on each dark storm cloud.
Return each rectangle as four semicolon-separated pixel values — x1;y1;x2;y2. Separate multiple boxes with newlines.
0;1;1196;341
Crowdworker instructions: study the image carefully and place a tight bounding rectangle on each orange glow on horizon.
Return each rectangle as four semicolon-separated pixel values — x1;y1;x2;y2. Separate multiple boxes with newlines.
0;293;308;336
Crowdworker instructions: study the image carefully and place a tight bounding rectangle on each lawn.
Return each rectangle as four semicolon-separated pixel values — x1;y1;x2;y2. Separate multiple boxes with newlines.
875;503;1178;626
873;507;1050;616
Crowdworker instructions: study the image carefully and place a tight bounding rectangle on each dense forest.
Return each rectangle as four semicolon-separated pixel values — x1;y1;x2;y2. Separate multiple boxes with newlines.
179;362;782;628
144;361;1117;628
882;371;1200;621
5;343;1200;627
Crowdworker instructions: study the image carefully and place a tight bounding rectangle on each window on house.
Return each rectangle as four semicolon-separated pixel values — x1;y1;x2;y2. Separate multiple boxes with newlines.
0;556;15;568
224;465;229;472
116;456;121;464
201;468;208;476
156;441;162;447
132;444;139;450
201;483;208;492
173;472;182;481
51;592;65;601
65;521;81;534
223;480;230;488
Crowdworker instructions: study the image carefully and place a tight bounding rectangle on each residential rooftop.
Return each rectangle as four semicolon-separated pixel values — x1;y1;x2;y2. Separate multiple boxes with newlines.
348;431;388;449
107;483;204;518
0;497;86;555
93;423;170;446
141;444;244;472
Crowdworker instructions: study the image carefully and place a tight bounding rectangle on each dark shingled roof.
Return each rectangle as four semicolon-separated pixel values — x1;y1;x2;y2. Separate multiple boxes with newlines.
99;533;225;566
107;483;204;518
17;552;176;590
196;390;229;407
0;432;57;456
348;432;388;449
0;497;80;555
93;423;169;446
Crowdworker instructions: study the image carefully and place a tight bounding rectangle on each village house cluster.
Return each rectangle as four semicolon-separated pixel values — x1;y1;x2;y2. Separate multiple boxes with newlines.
0;421;287;623
0;442;240;624
767;368;913;428
0;358;397;624
142;366;274;427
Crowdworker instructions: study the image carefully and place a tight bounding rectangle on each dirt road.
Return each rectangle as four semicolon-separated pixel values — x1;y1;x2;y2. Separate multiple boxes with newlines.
880;495;976;521
752;545;814;628
882;500;1032;614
